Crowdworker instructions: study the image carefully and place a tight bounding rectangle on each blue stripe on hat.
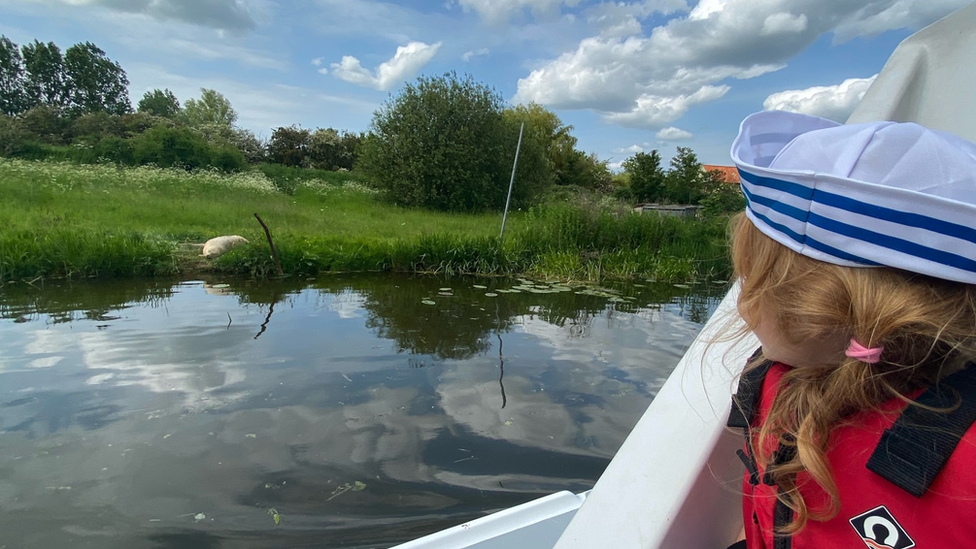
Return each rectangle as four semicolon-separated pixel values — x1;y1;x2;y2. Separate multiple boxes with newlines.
739;169;976;246
743;191;880;266
741;176;976;275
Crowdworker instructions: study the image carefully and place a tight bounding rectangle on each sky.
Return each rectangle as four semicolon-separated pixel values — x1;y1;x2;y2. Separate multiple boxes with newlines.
1;0;972;168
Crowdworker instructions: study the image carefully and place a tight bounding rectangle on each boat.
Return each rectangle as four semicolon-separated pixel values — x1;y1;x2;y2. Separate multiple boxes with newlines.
391;4;976;547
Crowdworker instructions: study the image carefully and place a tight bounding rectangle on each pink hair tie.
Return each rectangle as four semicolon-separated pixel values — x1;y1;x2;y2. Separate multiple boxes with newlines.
846;339;883;363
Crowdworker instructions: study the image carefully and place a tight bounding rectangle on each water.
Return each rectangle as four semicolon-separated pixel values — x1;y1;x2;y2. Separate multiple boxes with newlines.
0;274;725;548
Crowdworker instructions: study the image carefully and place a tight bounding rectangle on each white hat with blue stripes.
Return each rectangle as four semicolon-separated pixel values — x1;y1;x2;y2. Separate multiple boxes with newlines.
731;110;976;284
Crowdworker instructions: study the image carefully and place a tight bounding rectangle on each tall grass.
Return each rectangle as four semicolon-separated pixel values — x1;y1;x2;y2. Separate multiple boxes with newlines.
0;158;730;284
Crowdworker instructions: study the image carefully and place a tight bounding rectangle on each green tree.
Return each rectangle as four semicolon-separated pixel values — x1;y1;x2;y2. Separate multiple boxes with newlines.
504;102;577;187
699;169;745;217
63;42;130;115
137;88;181;118
664;146;705;204
21;40;67;110
268;125;310;167
623;150;665;203
183;88;237;127
0;36;26;115
20;105;67;144
359;72;537;211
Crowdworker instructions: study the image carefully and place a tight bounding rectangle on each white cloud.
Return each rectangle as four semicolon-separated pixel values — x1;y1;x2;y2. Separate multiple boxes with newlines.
761;12;808;35
832;0;972;42
461;48;490;61
585;0;688;38
763;75;877;122
514;0;965;129
613;144;645;154
656;126;693;141
22;0;260;31
602;85;730;129
317;67;329;75
451;0;583;24
331;41;442;91
311;57;324;66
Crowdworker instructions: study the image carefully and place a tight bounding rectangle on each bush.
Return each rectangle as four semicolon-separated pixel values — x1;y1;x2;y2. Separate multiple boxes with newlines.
358;72;539;212
67;111;123;142
129;125;245;171
0;114;32;156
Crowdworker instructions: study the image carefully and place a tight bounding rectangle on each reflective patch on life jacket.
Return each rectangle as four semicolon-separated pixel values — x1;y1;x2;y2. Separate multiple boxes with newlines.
849;505;915;549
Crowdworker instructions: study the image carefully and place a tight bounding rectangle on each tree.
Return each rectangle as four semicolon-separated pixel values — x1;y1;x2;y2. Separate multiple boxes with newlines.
183;88;237;127
699;168;745;217
0;36;26;115
664;146;706;204
138;88;181;118
21;40;67;110
359;72;538;211
63;42;130;115
268;125;310;167
623;150;665;203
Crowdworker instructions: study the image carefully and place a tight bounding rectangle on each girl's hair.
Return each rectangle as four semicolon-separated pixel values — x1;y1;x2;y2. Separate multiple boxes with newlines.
730;212;976;532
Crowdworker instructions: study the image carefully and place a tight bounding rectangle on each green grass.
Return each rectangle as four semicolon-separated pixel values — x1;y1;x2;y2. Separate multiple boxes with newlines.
0;158;731;283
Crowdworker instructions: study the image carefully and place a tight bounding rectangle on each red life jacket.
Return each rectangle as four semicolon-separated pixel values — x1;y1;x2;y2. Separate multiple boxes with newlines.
727;354;976;549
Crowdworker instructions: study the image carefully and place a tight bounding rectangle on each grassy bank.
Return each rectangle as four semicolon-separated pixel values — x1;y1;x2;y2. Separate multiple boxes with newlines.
0;158;731;284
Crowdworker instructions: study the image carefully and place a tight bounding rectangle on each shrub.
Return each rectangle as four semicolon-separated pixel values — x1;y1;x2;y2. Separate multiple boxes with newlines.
358;72;540;212
130;125;244;171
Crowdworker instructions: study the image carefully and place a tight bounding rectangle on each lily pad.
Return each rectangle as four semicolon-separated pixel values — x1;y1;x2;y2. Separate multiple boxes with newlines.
484;293;498;297
421;300;436;305
472;284;488;289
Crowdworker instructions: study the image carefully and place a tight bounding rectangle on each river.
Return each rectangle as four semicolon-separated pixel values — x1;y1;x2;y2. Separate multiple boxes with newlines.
0;273;725;548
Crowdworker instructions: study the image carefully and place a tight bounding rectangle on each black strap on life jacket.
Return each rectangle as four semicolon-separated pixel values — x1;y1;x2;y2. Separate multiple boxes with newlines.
866;363;976;497
729;352;976;498
727;347;772;430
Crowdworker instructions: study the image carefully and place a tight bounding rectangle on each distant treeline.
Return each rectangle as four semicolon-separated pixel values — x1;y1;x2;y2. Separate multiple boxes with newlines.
0;35;743;216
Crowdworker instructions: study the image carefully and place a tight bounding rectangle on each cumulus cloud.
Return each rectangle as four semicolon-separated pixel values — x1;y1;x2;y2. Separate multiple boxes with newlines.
656;126;693;141
452;0;583;24
41;0;258;31
514;0;965;129
602;85;730;128
461;48;490;61
311;57;324;67
585;0;688;38
763;75;877;122
330;41;442;91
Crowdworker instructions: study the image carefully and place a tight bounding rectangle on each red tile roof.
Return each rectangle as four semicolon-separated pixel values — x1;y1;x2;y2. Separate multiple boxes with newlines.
703;165;739;184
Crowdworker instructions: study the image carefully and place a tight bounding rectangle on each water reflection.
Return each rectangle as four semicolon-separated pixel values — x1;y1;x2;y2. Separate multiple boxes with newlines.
0;274;725;548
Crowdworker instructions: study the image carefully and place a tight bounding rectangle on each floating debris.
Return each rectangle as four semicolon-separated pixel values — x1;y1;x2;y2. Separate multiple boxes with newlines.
246;434;257;439
194;513;206;521
327;481;367;502
268;508;281;526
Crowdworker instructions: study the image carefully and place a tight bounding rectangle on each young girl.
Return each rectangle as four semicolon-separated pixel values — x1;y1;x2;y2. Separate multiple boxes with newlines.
725;110;976;548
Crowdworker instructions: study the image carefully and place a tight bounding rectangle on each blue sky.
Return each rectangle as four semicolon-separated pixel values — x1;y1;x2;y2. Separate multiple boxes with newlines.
1;0;971;167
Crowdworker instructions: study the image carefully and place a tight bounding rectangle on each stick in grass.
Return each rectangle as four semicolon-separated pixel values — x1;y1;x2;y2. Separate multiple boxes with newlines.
254;213;284;277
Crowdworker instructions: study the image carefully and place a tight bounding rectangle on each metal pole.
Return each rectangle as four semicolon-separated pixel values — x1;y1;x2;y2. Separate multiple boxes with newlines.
499;122;524;243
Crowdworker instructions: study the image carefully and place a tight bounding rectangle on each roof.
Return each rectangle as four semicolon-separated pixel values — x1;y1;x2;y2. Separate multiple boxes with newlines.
702;165;739;184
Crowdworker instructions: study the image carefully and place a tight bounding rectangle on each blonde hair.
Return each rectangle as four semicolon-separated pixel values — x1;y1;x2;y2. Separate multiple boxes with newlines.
730;212;976;532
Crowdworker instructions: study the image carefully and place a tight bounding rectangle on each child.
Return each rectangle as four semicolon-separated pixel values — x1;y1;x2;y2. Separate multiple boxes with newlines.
724;110;976;548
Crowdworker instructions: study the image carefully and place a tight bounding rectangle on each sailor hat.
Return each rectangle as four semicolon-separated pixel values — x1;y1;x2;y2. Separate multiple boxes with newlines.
730;110;976;284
